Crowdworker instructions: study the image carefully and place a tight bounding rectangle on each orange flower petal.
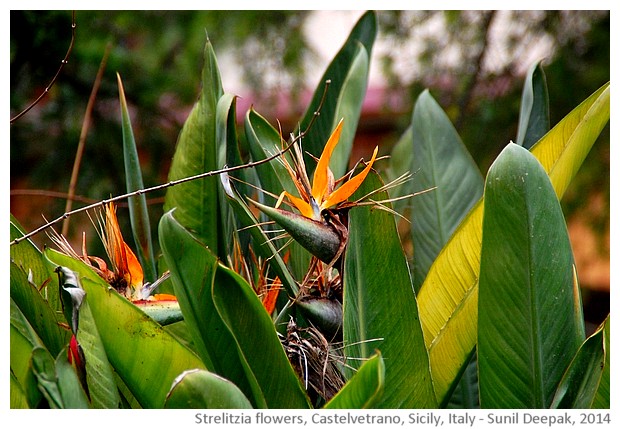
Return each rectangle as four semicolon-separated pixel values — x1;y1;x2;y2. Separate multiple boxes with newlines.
311;118;344;204
122;241;144;288
284;191;316;219
321;145;378;210
104;203;126;272
261;279;281;316
104;202;143;288
152;293;177;301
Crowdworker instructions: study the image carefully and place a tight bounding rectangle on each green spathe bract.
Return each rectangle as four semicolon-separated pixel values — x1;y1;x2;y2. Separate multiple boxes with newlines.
251;199;343;265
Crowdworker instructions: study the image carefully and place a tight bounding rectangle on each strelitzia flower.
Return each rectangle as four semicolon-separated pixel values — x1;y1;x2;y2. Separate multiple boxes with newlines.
95;202;144;298
252;119;378;265
50;202;174;303
276;118;378;221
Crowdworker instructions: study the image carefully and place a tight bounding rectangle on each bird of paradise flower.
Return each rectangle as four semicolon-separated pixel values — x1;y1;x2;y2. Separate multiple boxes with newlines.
252;118;413;267
275;118;378;222
49;202;173;302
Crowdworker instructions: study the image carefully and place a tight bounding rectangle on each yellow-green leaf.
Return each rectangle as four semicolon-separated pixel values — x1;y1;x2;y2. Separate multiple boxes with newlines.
417;82;609;404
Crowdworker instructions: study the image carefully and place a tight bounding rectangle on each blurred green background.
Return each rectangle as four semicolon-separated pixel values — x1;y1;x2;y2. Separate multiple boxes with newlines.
10;10;609;326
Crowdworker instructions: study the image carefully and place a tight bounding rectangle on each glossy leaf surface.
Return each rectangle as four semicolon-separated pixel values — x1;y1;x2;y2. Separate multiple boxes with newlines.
409;90;484;290
165;369;253;409
478;143;583;408
343;171;436;408
163;37;224;253
212;262;311;408
160;211;310;408
591;316;610;409
10;261;68;359
44;248;205;408
54;348;90;409
75;294;122;408
220;173;298;297
10;297;44;408
159;211;263;406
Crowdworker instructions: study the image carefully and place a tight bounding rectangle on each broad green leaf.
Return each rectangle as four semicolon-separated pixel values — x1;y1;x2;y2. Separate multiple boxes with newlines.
10;298;44;408
75;292;122;408
516;62;550;149
216;94;245;177
298;11;376;179
160;211;310;408
530;83;609;198
117;73;157;282
343;171;436;408
164;36;224;253
114;370;142;409
324;352;384;409
163;321;197;355
10;214;49;287
10;262;68;358
409;90;484;290
551;315;609;408
478;143;584;408
10;216;67;356
165;369;253;409
135;300;183;326
30;345;90;409
591;316;610;408
31;347;64;408
54;348;90;409
44;248;205;408
158;211;266;408
212;262;311;408
323;43;369;179
417;82;609;404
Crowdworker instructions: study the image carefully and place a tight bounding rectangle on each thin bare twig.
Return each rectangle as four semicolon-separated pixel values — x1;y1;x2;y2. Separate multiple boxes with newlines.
11;189;99;205
62;42;111;236
11;145;294;246
10;80;332;246
10;189;164;207
10;11;77;124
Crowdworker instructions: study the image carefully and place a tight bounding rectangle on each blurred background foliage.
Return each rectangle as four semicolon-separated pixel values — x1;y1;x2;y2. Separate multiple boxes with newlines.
10;10;609;324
